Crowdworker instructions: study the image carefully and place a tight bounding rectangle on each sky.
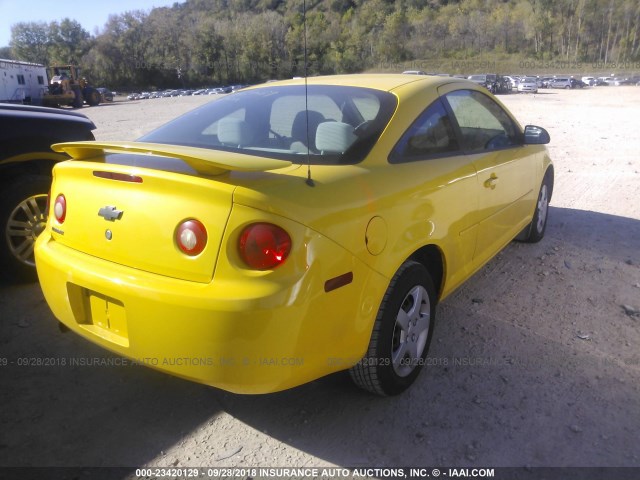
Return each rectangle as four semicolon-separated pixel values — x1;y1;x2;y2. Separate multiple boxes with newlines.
0;0;179;48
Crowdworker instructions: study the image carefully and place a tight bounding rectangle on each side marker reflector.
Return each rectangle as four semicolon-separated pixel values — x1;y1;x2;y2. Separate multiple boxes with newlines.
324;272;354;293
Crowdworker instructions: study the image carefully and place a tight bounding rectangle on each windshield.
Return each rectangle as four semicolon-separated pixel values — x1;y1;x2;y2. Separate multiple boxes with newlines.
138;85;397;165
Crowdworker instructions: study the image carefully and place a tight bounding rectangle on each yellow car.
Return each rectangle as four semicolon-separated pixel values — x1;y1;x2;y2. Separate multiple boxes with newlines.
35;74;553;396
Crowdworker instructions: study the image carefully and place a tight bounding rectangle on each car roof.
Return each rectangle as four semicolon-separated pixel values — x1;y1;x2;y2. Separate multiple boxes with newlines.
0;103;97;130
252;74;455;93
0;102;92;120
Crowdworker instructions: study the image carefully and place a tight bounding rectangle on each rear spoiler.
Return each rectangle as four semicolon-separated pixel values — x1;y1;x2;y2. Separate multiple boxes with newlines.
52;141;292;176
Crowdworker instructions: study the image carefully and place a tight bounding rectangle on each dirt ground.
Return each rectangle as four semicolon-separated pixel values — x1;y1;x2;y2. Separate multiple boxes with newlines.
1;86;639;476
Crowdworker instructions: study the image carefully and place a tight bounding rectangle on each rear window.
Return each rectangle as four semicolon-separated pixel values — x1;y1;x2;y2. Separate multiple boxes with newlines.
139;85;397;165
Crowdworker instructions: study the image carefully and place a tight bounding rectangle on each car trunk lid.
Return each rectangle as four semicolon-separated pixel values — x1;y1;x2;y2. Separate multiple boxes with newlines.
48;142;292;283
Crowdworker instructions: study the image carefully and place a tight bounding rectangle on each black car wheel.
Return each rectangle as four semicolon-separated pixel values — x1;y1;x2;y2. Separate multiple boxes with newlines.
350;261;437;396
72;85;83;108
517;170;554;243
0;175;51;282
84;88;101;107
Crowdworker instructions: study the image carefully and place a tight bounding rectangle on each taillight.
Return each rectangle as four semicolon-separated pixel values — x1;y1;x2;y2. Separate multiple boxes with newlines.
239;223;291;270
54;194;66;223
175;219;207;256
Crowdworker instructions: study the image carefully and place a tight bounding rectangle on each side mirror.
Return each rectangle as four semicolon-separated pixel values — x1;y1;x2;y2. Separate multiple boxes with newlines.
523;125;550;145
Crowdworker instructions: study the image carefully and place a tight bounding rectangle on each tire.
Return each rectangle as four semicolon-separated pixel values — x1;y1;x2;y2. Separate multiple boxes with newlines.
0;175;52;282
72;85;83;108
350;261;437;396
516;170;553;243
84;88;101;107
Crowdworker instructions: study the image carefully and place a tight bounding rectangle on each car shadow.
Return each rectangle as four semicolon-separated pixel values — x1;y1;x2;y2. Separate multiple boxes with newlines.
1;207;638;471
0;291;222;472
206;207;640;466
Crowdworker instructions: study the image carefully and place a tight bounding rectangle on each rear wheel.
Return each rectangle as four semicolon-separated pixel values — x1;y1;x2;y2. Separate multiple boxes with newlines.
0;175;51;282
350;261;437;396
84;88;101;106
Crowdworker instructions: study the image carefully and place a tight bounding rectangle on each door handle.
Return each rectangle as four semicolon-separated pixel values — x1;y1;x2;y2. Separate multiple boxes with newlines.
484;173;499;189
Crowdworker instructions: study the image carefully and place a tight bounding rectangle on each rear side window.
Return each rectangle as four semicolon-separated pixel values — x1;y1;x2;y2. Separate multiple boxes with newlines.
390;99;459;163
444;90;521;152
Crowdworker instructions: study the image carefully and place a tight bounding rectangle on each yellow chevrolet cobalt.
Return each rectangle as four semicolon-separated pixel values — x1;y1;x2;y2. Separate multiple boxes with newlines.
35;75;553;395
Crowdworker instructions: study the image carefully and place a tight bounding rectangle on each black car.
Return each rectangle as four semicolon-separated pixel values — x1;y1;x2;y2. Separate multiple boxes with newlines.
96;88;114;102
0;104;96;281
467;74;510;94
494;75;512;94
467;74;497;91
570;78;587;89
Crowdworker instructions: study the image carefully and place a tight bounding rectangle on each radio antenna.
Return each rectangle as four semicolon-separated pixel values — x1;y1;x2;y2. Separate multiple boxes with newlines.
303;0;314;187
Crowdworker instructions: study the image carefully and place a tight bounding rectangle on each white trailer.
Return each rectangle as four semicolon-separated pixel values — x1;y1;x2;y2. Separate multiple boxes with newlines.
0;59;48;104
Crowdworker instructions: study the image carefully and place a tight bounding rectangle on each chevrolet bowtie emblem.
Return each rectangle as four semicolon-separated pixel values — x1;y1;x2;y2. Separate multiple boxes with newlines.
98;206;124;221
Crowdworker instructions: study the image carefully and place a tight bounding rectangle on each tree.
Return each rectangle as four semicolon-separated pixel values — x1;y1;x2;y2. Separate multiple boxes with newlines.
9;22;49;64
48;19;91;64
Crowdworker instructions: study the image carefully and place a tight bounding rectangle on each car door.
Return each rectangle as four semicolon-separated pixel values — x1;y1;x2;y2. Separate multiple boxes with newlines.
389;97;478;295
439;86;537;268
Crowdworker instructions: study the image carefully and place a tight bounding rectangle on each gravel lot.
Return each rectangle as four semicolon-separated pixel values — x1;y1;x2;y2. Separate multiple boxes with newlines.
1;86;639;476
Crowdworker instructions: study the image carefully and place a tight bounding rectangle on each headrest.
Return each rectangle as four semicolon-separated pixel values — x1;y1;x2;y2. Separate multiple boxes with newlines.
291;110;325;145
315;121;357;154
218;117;253;147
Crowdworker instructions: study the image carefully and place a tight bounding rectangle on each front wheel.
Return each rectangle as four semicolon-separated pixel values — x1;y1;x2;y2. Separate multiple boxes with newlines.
84;88;101;106
72;85;83;108
517;171;553;243
350;261;437;396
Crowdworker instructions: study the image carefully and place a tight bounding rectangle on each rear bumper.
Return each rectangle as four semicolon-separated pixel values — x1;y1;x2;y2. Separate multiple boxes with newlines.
35;233;387;394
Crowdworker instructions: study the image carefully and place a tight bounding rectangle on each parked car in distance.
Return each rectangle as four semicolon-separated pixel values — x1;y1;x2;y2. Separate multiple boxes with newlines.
0;104;96;281
582;76;596;86
570;78;587;89
504;76;518;90
517;76;538;93
402;70;427;75
537;77;553;88
36;74;553;396
468;74;511;94
467;74;497;91
96;88;113;102
610;77;634;86
493;75;512;94
208;87;232;94
549;78;572;89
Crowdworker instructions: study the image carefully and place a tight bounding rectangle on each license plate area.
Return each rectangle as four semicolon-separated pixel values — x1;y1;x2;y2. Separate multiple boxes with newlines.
67;284;130;347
